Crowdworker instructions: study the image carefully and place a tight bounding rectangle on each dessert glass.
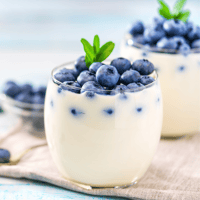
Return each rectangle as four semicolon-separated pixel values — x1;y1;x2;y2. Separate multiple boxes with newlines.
121;34;200;137
44;61;163;188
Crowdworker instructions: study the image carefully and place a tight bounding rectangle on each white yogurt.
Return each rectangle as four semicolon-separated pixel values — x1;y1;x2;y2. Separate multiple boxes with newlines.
44;63;163;187
121;37;200;137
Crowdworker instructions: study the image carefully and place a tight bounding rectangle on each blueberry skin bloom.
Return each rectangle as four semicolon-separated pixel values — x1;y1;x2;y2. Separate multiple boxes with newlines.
81;81;105;95
32;94;45;104
163;19;187;36
144;28;165;45
74;56;88;73
54;72;75;83
59;68;79;79
0;149;11;163
121;70;141;85
110;57;131;75
96;65;120;88
131;59;154;75
152;16;166;30
89;62;104;73
139;76;155;85
61;81;81;94
77;70;96;86
129;21;144;36
21;84;33;95
156;37;177;50
179;43;191;56
173;36;187;50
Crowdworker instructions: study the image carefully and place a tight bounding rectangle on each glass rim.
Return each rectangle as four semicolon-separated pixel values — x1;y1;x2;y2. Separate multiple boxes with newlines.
125;33;200;54
51;60;159;94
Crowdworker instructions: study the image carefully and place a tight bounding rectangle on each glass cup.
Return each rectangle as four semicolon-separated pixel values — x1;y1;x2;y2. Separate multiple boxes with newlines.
44;61;163;188
121;34;200;137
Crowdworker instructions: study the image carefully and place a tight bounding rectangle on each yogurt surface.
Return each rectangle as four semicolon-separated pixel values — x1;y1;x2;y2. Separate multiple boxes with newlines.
121;39;200;137
45;63;163;187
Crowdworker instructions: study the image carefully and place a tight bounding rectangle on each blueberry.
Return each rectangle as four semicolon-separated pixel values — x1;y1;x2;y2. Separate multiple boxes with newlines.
179;43;190;56
74;56;88;73
54;72;75;83
59;68;79;79
120;69;141;85
32;94;45;104
144;28;165;44
96;65;120;88
0;149;10;163
34;86;47;97
187;26;200;42
15;92;32;104
139;76;155;85
81;81;105;95
110;57;131;75
173;36;187;50
57;87;62;94
191;39;200;48
70;108;84;117
156;37;177;50
131;59;154;75
110;85;128;99
21;83;33;95
163;19;187;36
152;16;166;30
77;70;96;86
89;62;104;73
129;21;144;36
60;81;81;94
3;82;21;98
103;108;114;115
127;82;145;92
186;21;194;33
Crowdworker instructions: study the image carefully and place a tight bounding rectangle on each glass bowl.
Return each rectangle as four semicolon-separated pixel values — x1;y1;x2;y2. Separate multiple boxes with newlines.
0;93;45;138
44;61;163;188
121;34;200;137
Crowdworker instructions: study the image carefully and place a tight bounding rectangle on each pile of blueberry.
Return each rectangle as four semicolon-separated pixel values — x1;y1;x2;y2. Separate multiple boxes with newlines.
3;81;46;105
128;17;200;53
54;56;155;96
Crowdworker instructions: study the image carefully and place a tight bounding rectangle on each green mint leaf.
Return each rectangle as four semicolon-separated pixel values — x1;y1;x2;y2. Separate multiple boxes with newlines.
173;0;187;16
96;42;115;62
93;35;100;54
81;38;95;67
159;9;173;19
176;10;190;22
157;0;172;19
85;55;93;67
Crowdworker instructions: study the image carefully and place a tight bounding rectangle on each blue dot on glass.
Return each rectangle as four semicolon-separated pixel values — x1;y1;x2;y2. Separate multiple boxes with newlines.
136;107;143;113
70;108;84;117
142;52;148;57
178;66;186;72
50;100;54;107
86;91;95;99
57;87;62;94
103;108;114;116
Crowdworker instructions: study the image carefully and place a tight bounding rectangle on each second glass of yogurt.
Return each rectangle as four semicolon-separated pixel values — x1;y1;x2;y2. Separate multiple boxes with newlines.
44;61;163;188
121;36;200;137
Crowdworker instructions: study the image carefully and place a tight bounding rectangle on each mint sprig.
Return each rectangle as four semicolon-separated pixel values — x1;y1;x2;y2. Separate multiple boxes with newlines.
81;35;115;68
158;0;190;22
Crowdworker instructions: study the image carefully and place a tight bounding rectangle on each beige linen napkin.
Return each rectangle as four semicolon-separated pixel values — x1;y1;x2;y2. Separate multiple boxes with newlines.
0;124;200;200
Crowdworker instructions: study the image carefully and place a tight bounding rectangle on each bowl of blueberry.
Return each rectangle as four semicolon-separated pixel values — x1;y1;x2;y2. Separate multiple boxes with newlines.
121;0;200;137
0;81;46;138
44;35;163;188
